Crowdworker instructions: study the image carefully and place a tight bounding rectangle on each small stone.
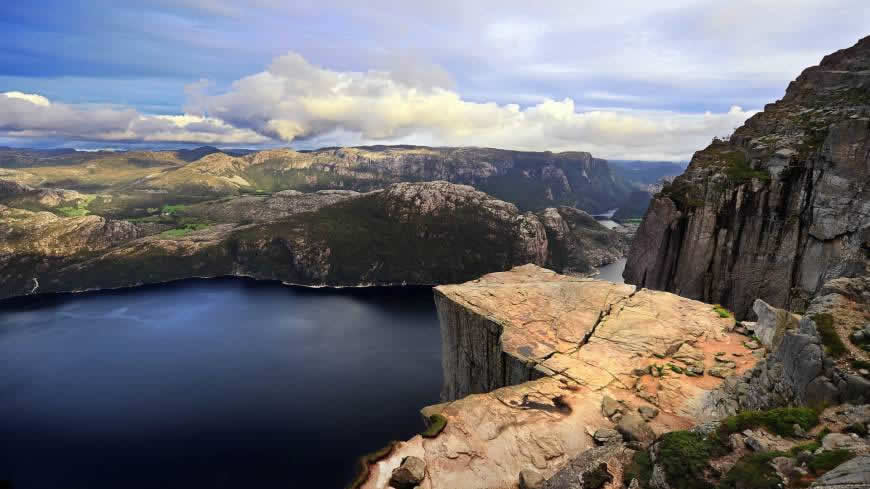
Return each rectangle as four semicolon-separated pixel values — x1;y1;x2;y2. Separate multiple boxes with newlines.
709;367;731;378
632;368;648;376
519;469;544;489
715;352;726;356
639;406;660;421
601;395;622;418
744;341;761;350
714;356;735;364
745;436;767;452
731;352;743;357
592;427;622;445
653;353;665;359
390;456;426;489
859;369;870;377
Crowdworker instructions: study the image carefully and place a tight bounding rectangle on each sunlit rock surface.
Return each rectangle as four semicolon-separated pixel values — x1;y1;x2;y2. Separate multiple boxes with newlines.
362;265;756;489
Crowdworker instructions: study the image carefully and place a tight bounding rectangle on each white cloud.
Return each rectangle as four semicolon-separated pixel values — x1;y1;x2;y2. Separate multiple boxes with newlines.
3;91;51;107
184;52;755;159
2;50;759;159
0;92;269;145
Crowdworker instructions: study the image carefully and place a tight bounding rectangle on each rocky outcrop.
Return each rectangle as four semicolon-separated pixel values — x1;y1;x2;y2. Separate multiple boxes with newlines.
538;207;629;273
811;455;870;488
361;265;756;489
704;279;870;416
0;182;623;300
624;36;870;319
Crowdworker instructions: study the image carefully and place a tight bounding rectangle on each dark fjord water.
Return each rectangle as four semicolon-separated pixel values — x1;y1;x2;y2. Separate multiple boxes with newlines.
0;279;442;489
596;258;627;284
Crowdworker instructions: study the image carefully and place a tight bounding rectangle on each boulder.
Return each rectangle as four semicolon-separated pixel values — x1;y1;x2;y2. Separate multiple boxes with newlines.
617;414;656;444
639;406;660;421
593;428;622;445
811;455;870;488
601;396;622;418
389;456;426;489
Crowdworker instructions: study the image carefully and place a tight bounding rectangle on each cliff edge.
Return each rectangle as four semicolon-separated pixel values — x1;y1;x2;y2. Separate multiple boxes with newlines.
624;36;870;318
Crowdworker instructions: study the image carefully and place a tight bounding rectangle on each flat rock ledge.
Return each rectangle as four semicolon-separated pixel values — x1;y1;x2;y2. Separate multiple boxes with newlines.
361;265;757;489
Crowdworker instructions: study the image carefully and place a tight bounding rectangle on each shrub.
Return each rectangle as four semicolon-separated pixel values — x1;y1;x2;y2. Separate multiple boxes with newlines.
718;408;819;438
718;451;783;489
713;305;731;318
657;431;725;489
811;314;847;358
623;449;653;488
808;450;854;475
421;414;447;438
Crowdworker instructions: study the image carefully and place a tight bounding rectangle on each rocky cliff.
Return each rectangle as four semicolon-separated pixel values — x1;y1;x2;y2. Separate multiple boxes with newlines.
361;265;756;489
0;181;625;300
624;36;870;319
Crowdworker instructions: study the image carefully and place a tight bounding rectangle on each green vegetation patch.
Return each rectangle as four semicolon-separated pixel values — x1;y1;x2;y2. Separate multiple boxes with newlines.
159;223;209;238
718;451;783;489
811;313;847;358
718;407;819;438
421;414;447;438
161;203;188;216
623;449;653;488
55;194;96;217
808;449;854;475
713;305;732;318
720;150;770;183
657;430;727;489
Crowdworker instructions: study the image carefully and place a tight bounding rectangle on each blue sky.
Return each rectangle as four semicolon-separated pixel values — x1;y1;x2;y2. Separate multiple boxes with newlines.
0;0;867;159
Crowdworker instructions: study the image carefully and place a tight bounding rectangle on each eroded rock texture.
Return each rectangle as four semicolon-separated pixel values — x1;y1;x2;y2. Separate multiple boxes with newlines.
361;265;756;489
624;36;870;319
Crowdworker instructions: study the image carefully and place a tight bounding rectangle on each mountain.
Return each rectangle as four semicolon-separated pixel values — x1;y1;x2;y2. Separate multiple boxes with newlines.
1;145;638;215
0;181;626;300
625;36;870;318
607;160;688;186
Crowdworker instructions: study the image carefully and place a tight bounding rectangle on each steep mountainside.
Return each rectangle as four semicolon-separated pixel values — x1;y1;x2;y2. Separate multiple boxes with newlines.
0;181;626;300
625;36;870;318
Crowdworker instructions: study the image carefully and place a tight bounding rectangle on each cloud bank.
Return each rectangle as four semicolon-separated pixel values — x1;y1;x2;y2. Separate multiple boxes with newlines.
2;51;758;159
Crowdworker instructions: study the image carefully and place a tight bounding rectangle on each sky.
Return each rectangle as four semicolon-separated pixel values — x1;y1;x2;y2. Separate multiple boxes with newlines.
0;0;867;160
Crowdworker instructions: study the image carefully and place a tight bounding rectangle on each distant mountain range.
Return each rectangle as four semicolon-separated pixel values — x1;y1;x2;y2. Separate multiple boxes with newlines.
0;145;683;217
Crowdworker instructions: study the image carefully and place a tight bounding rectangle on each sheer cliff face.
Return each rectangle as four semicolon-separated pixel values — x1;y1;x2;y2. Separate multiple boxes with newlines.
625;36;870;318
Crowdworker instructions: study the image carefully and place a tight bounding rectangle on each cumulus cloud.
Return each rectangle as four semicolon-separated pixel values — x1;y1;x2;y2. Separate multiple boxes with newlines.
183;52;755;159
0;92;269;144
2;51;758;159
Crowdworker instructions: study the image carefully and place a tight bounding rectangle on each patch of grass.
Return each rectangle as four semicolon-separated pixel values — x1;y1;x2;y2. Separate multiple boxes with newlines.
623;449;653;488
159;223;209;238
55;194;96;217
844;423;868;437
56;206;90;217
657;430;726;489
787;441;821;456
811;313;847;358
718;407;819;438
421;414;447;438
808;450;854;475
713;305;732;318
721;150;770;183
851;358;870;370
161;203;188;215
718;451;783;489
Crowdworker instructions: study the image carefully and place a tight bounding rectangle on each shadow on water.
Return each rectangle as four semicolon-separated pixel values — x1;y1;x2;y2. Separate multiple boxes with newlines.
0;277;442;489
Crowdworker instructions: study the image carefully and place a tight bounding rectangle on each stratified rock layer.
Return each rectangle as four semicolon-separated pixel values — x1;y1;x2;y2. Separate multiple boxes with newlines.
624;36;870;318
361;265;756;489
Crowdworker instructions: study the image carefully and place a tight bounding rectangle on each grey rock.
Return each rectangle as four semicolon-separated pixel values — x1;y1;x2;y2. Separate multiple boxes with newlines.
821;433;866;451
390;456;426;489
745;436;768;452
639;406;660;421
811;455;870;488
520;469;545;489
592;428;622;445
601;395;622;418
616;413;656;444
